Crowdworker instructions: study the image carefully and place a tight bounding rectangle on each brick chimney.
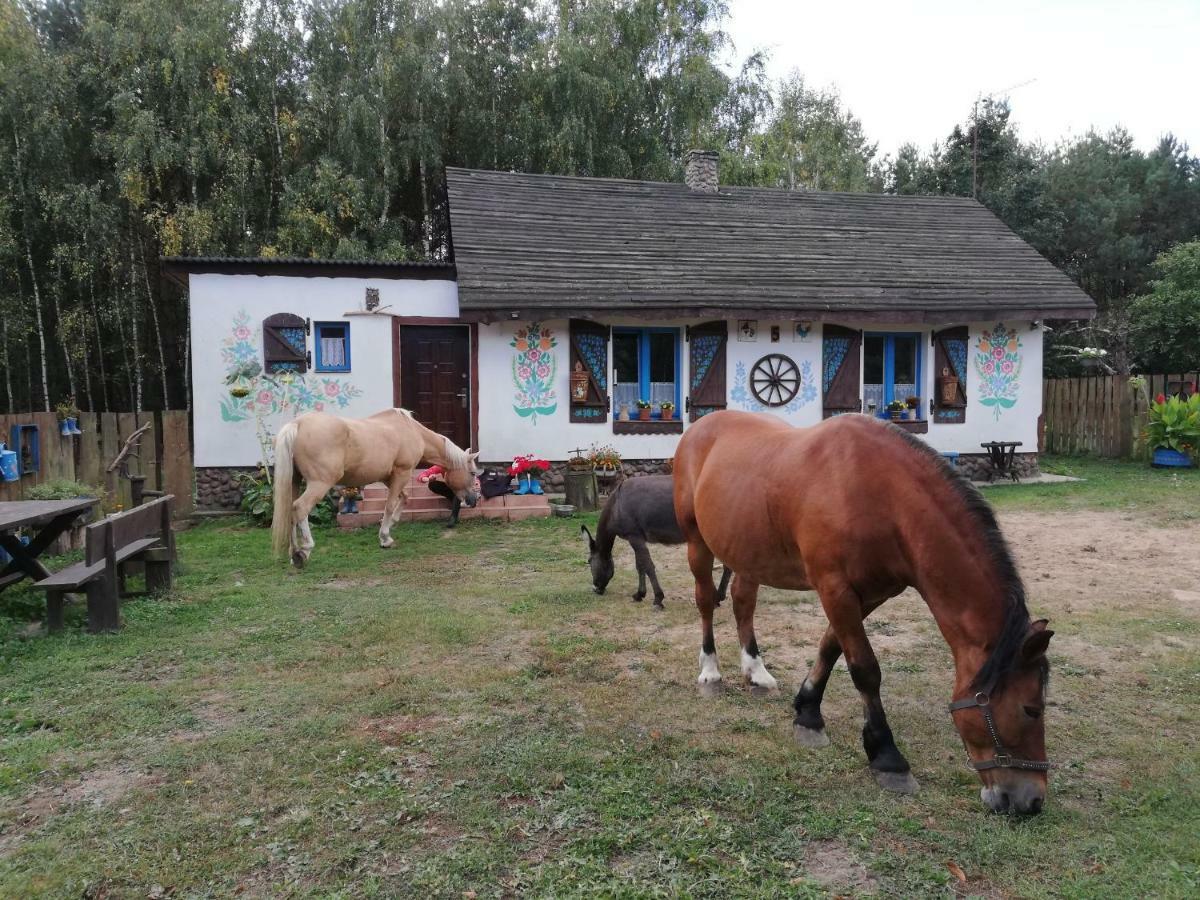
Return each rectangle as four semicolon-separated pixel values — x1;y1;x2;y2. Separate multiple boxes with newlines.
684;149;719;193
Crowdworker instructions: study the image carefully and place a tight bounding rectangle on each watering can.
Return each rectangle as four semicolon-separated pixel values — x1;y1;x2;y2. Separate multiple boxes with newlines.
0;442;19;483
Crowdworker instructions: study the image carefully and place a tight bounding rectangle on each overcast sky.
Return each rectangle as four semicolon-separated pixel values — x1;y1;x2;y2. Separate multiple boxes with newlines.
725;0;1198;157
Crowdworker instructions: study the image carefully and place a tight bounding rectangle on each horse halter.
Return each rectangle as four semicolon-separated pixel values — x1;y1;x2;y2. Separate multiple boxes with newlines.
948;687;1053;773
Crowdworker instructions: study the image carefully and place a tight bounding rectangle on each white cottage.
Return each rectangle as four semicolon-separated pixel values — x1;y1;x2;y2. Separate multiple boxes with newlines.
166;153;1095;509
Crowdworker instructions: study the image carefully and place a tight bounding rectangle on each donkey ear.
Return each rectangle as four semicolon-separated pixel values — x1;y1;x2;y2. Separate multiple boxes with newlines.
1022;619;1053;662
580;524;595;549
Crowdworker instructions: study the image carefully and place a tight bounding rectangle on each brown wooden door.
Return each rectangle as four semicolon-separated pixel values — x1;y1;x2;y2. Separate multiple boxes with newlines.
400;326;471;449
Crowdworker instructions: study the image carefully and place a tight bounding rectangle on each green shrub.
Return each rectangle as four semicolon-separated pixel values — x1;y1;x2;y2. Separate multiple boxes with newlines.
234;469;338;527
1145;393;1200;458
26;479;102;501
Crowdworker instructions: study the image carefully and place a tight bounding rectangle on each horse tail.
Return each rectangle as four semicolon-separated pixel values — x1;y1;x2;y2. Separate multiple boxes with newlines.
271;421;299;559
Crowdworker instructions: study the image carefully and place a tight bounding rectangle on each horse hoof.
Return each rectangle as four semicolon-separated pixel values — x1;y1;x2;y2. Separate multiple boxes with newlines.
290;551;306;569
874;770;920;795
379;539;395;549
793;725;830;748
697;680;723;698
631;594;644;603
652;601;665;611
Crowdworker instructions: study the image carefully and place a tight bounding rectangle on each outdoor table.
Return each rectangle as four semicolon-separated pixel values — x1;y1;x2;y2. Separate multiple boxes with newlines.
0;498;100;592
980;441;1023;483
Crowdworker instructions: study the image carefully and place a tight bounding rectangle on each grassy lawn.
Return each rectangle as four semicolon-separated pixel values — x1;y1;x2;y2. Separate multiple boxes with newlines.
1;457;1197;897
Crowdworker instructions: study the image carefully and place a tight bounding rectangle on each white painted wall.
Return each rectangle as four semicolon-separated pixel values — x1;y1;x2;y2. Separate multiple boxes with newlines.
190;273;458;467
474;317;1042;462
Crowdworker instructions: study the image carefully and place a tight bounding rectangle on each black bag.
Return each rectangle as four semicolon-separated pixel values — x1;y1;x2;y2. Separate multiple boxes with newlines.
479;469;512;499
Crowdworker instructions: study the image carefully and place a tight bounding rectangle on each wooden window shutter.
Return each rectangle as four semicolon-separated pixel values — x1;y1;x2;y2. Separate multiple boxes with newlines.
263;313;309;374
687;321;728;422
569;319;609;423
822;324;862;418
932;326;968;423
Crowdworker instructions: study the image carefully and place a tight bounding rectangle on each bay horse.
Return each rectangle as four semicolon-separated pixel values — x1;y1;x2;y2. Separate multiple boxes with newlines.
674;411;1053;814
271;408;481;567
581;474;732;608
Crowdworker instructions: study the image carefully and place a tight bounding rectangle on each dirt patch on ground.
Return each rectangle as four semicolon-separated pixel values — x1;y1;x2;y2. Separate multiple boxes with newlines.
1;765;161;859
1001;510;1200;615
357;713;446;745
802;839;878;894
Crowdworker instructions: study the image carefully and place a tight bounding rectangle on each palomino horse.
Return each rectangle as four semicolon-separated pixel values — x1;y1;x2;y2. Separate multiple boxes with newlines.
271;408;481;567
674;411;1053;814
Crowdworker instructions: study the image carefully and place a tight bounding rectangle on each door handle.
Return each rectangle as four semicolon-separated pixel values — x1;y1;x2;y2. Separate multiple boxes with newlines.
456;390;468;409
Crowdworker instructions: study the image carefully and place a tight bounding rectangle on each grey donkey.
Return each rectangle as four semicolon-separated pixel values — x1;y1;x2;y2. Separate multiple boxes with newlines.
581;474;732;609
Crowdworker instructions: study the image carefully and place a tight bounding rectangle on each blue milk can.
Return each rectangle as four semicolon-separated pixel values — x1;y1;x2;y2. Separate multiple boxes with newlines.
0;442;19;482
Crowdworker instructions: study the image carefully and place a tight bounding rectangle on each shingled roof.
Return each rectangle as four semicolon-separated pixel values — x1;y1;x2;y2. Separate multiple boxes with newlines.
445;167;1095;323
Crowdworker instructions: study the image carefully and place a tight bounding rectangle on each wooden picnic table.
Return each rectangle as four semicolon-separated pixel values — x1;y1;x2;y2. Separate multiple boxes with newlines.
0;498;99;592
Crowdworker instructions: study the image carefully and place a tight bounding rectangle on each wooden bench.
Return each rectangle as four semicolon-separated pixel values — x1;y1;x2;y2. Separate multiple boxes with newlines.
33;495;176;632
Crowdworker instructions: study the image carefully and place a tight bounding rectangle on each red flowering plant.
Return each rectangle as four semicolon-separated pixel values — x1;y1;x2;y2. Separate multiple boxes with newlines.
510;454;551;478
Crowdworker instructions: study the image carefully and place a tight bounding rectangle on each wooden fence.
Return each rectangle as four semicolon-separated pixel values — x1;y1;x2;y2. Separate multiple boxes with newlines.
0;410;193;517
1041;373;1199;458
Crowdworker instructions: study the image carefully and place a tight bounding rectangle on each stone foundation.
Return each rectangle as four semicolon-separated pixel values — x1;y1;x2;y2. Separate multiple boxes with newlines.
196;453;1030;512
196;466;258;511
951;452;1039;482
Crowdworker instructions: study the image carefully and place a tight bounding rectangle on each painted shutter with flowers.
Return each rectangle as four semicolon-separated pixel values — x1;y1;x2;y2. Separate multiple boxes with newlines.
263;313;309;374
569;319;610;423
932;326;968;423
687;321;728;421
822;324;862;418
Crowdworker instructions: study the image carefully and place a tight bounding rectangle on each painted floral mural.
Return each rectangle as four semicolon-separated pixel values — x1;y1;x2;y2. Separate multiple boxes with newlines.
731;359;817;413
974;323;1023;420
219;309;363;423
511;322;558;424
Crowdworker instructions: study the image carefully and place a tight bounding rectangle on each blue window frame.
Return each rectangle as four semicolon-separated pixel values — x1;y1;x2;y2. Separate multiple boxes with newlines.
863;332;923;415
314;321;350;373
612;327;681;419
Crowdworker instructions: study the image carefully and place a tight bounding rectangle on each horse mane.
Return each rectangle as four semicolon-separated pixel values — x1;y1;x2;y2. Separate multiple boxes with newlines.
876;420;1035;692
440;436;470;472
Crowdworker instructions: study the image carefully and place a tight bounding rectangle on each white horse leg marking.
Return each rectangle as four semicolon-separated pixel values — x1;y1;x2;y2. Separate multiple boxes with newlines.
378;501;396;548
298;519;314;553
698;649;723;684
740;648;778;690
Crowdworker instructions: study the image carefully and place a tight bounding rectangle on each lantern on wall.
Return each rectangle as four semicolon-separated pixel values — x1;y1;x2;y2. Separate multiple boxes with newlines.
571;361;590;403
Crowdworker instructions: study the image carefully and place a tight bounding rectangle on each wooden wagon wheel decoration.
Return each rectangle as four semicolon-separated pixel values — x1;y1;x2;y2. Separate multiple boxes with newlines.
750;353;802;407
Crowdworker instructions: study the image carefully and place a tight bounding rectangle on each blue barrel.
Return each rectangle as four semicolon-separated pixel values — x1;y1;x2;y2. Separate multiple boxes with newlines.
0;442;19;482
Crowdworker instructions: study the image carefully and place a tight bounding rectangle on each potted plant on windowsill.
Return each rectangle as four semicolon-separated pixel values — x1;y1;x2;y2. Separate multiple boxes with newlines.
905;395;921;421
635;399;652;421
1145;391;1200;468
886;400;907;422
660;401;676;420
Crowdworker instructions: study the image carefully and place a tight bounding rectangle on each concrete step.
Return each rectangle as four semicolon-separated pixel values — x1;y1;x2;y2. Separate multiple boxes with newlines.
337;489;549;529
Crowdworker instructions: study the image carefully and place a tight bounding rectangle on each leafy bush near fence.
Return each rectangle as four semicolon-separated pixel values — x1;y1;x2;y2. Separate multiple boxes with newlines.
25;479;103;501
234;470;338;528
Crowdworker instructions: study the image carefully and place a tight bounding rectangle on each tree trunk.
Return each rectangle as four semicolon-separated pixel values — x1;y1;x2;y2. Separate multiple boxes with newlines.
49;249;77;403
139;237;170;408
12;130;50;411
22;236;50;412
1;313;13;413
127;244;144;409
89;268;111;412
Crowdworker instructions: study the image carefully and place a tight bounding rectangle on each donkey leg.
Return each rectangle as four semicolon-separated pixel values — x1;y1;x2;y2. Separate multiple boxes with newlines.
289;482;332;568
687;542;722;691
630;538;648;604
731;575;777;691
818;583;916;793
631;538;666;608
378;472;409;549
